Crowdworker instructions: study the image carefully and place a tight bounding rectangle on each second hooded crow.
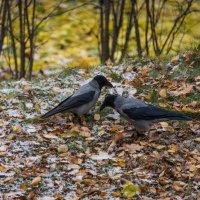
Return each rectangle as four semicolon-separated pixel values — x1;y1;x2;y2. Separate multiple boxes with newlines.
42;75;113;118
100;94;192;134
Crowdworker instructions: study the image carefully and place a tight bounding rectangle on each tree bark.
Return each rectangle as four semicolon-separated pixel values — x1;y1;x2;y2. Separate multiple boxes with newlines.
0;0;8;54
18;0;26;78
132;0;142;57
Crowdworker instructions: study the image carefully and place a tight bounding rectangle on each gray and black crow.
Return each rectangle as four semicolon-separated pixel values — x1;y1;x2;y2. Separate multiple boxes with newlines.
100;94;192;134
42;75;113;118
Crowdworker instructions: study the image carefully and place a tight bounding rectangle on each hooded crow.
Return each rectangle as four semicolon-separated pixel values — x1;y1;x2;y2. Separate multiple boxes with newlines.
100;94;192;134
42;75;113;118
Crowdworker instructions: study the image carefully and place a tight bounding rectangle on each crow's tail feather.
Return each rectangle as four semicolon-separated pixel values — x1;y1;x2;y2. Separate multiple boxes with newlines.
41;106;64;118
165;112;192;121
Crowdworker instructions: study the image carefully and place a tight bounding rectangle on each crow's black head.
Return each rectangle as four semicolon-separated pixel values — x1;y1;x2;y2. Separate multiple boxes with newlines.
100;94;117;110
94;75;113;89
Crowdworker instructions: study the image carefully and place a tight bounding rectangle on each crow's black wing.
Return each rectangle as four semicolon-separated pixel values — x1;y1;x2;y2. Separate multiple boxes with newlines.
123;105;191;121
42;91;95;118
59;91;95;110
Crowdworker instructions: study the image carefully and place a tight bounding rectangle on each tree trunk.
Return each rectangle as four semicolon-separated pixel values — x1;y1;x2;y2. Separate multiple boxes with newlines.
132;0;142;57
18;0;26;78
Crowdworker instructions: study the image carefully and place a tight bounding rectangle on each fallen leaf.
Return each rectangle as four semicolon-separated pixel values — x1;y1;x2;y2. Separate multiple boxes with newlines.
159;89;167;98
171;55;179;62
124;143;144;154
80;126;91;138
57;145;68;153
31;176;41;187
20;184;27;190
0;165;9;172
43;134;58;139
12;125;23;133
122;184;141;198
117;159;126;167
98;129;105;136
94;114;100;121
194;137;200;142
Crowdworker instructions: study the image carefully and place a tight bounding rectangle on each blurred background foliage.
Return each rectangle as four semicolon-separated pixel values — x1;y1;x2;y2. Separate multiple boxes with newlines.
0;0;199;79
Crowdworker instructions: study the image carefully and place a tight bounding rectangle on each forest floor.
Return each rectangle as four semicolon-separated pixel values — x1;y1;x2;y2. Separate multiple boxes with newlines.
0;51;200;199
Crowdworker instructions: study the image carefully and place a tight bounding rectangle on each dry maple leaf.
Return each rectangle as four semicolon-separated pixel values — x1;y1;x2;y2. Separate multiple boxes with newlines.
123;143;144;154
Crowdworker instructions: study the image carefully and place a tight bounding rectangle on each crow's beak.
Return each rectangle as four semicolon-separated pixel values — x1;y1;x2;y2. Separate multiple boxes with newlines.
100;103;106;111
106;81;113;87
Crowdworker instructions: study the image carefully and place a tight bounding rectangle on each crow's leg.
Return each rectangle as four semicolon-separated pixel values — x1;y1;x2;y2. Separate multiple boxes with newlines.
72;113;82;124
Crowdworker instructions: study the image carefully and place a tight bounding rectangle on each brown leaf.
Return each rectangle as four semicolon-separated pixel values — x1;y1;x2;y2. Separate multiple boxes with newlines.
169;85;193;97
124;143;143;154
194;137;200;142
57;145;68;153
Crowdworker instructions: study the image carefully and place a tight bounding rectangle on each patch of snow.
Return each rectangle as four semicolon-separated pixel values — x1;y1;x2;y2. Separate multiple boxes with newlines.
6;109;22;117
47;155;57;164
25;102;33;109
122;72;136;80
24;125;37;133
91;152;115;161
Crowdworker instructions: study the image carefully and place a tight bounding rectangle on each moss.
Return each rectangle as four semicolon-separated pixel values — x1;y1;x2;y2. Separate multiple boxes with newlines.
110;71;123;82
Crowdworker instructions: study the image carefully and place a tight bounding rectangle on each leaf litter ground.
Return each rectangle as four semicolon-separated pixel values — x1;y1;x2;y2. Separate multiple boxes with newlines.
0;54;199;199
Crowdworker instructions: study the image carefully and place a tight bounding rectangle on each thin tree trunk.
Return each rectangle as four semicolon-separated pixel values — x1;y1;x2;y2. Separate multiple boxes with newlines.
7;0;18;79
132;0;142;57
145;0;149;56
99;0;104;61
18;0;26;78
119;1;134;62
111;0;125;61
25;0;36;80
102;0;110;62
0;0;8;54
146;0;160;55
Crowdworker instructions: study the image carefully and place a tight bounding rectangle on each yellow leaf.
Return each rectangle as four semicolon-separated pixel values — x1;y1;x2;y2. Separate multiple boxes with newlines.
110;125;122;132
98;129;105;136
82;179;94;186
160;122;168;128
158;103;167;108
159;89;167;98
122;184;141;198
117;159;126;167
94;114;100;121
0;165;9;172
171;55;179;62
31;176;41;186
